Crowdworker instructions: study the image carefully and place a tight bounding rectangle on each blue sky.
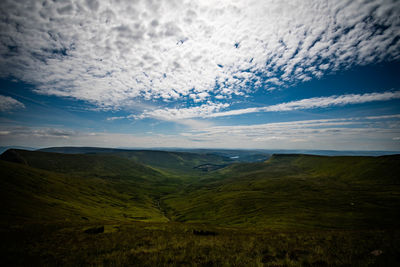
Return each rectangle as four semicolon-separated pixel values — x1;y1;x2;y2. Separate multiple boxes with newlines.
0;0;399;150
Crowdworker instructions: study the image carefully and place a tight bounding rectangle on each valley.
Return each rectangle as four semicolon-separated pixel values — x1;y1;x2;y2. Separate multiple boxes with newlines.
0;148;399;266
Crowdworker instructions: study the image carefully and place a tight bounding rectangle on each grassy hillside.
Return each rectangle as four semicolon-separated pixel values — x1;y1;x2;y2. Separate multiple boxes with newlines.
0;149;190;224
115;150;233;174
38;147;234;174
2;150;399;229
0;149;164;180
163;154;400;229
0;159;171;224
1;149;399;266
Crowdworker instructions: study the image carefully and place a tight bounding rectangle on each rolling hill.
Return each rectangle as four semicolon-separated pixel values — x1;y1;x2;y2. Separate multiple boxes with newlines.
163;154;400;229
37;147;234;174
0;160;171;224
1;149;399;229
1;148;399;266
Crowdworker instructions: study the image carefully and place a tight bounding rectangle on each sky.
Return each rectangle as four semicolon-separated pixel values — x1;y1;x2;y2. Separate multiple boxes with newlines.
0;0;399;150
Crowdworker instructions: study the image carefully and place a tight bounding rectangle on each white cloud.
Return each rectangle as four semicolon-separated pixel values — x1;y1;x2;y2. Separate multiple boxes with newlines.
106;116;126;121
131;90;400;120
0;125;201;148
260;90;400;112
365;114;400;120
108;102;227;128
133;102;229;120
210;90;400;118
0;0;399;108
0;126;76;139
179;115;400;150
0;95;25;112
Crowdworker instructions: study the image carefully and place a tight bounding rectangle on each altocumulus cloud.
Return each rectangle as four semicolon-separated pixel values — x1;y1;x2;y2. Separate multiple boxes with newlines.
128;102;229;121
0;0;399;109
0;95;25;112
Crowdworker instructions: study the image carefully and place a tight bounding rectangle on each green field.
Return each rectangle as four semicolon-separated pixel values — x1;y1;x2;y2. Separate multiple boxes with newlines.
1;149;399;266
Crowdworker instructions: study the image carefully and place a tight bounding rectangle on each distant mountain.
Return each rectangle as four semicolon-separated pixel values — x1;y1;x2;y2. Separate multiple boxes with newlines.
257;149;400;156
109;146;400;157
0;146;35;154
37;147;235;173
157;148;272;162
37;146;400;161
39;146;273;162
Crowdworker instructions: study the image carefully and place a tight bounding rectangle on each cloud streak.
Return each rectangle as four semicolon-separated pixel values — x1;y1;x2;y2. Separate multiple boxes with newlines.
133;102;230;120
2;115;399;150
0;0;399;108
209;90;400;117
131;90;400;120
0;95;25;112
180;115;400;150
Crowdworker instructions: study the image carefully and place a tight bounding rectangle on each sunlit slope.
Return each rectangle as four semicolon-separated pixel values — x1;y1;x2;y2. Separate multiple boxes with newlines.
0;153;173;224
163;154;400;229
38;147;233;173
0;149;164;180
0;161;169;224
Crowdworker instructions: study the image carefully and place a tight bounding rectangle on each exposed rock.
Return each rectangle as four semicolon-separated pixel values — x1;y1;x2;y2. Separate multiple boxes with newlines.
84;226;104;234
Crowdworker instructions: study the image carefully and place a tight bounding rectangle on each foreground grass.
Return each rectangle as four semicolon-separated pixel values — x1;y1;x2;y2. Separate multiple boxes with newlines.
1;222;399;266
